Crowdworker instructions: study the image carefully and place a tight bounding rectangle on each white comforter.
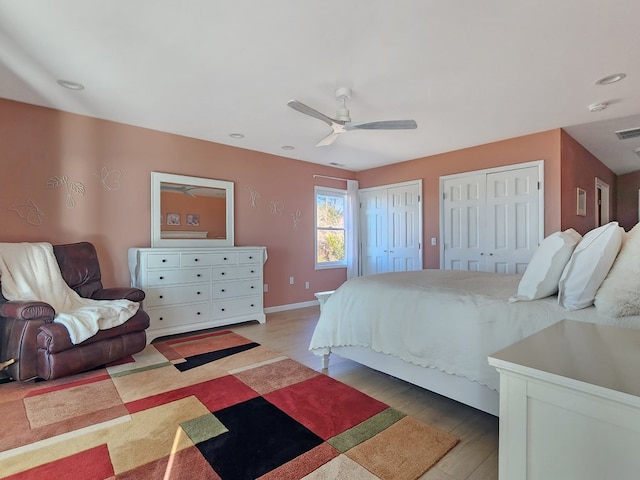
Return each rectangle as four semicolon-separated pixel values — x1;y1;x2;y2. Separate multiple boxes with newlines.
309;270;640;391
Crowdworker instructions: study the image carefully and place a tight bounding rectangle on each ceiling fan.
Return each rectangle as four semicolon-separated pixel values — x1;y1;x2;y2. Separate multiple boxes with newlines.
287;87;417;147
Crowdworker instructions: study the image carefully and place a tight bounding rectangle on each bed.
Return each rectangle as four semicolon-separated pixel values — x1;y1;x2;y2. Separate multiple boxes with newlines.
309;224;640;416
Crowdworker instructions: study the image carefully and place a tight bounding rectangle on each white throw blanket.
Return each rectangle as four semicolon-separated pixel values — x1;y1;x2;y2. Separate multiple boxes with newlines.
0;242;139;344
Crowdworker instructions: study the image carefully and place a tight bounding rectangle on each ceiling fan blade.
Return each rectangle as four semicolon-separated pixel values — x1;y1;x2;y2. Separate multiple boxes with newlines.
287;99;338;127
347;119;418;130
316;131;341;147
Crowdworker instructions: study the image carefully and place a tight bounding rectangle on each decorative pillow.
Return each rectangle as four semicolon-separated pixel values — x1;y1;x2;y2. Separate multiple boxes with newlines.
595;223;640;316
558;222;623;310
510;228;582;302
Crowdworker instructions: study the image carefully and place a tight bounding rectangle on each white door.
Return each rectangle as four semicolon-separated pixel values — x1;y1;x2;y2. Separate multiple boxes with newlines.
485;166;540;274
360;181;422;276
442;163;542;273
361;189;389;275
388;184;421;272
441;173;486;271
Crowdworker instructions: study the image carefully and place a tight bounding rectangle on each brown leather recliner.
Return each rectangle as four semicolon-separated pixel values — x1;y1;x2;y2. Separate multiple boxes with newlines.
0;242;150;381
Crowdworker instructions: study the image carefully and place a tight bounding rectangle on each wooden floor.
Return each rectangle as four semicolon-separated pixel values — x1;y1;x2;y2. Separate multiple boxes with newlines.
227;306;499;480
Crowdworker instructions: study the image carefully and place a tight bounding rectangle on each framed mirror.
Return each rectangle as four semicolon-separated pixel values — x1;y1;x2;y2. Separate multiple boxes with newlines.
151;172;234;247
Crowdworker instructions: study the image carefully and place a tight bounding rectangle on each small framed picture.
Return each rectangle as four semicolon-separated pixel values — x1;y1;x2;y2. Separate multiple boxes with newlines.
167;213;180;225
576;188;586;216
186;214;200;226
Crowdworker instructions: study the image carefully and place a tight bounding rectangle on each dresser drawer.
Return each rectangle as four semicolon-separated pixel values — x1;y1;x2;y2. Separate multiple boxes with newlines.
211;296;262;319
145;268;210;286
211;265;261;281
238;251;262;264
147;303;210;328
144;284;211;307
181;252;238;267
146;253;180;269
211;279;262;299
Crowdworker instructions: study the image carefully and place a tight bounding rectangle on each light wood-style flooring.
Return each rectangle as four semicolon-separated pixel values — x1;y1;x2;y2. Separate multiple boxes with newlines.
227;306;499;480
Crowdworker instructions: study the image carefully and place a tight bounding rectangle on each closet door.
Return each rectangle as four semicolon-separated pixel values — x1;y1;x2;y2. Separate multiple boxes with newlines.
360;181;422;276
441;162;542;273
361;189;389;275
442;174;486;270
485;166;540;274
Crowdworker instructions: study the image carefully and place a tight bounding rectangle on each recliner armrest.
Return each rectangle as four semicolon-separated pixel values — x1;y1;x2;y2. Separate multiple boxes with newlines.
0;301;55;322
91;287;145;302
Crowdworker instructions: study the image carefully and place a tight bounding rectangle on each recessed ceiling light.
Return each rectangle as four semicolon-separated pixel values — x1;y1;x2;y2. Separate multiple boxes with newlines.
595;73;626;85
281;145;295;150
56;79;84;90
229;133;244;139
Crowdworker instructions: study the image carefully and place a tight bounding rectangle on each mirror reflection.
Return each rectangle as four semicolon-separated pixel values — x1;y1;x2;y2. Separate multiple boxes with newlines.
160;182;227;239
151;172;234;247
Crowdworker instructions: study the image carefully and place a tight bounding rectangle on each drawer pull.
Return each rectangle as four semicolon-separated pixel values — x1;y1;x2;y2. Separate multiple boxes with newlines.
162;259;167;262
159;317;164;321
221;308;225;312
159;276;164;280
221;289;225;292
194;258;199;262
223;257;228;261
197;311;201;315
197;274;202;277
249;256;253;259
159;295;164;299
251;270;255;273
251;286;254;289
221;272;226;275
251;304;255;307
197;291;201;295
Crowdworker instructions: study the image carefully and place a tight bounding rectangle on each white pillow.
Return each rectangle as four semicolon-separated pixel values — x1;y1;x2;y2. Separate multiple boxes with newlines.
558;222;623;310
595;223;640;317
511;228;582;302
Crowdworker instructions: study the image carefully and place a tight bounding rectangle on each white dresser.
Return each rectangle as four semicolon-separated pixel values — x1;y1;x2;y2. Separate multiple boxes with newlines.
128;246;267;343
488;319;640;480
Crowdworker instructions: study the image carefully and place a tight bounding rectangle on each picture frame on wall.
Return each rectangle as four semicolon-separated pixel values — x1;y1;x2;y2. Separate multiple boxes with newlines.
576;188;586;216
186;214;200;226
167;213;180;225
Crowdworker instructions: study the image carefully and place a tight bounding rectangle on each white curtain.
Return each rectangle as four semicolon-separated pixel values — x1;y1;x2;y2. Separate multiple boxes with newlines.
345;179;360;280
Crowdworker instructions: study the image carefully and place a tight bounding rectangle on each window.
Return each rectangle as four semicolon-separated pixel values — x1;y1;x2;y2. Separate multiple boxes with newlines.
315;186;347;269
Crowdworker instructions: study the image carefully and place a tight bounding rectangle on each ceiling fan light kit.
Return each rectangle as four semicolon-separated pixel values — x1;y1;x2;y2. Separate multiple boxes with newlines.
287;87;417;147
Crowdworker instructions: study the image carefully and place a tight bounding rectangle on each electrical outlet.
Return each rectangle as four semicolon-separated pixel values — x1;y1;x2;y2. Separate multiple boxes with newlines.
263;284;268;293
305;281;310;290
431;237;437;246
289;276;294;285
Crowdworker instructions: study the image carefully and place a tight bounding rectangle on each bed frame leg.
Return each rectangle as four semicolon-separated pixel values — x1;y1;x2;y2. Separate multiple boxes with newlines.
321;353;330;370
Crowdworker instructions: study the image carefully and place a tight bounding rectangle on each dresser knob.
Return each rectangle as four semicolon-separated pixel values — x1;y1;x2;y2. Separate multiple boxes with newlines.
251;304;254;307
159;276;164;280
223;257;228;261
221;308;225;312
197;291;201;295
197;274;201;277
251;270;255;273
197;312;201;315
221;289;225;292
159;295;164;299
251;286;254;289
249;256;253;259
159;317;164;321
162;259;166;262
221;272;225;275
194;258;199;262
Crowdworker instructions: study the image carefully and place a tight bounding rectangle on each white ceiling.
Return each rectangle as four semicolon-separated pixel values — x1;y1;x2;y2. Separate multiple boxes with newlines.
1;1;640;173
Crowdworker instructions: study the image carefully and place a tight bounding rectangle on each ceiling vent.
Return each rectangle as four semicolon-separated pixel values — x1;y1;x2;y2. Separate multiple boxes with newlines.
615;127;640;140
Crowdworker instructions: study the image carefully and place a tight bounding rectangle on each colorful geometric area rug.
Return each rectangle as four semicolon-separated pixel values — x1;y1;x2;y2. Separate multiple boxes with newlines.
0;330;458;480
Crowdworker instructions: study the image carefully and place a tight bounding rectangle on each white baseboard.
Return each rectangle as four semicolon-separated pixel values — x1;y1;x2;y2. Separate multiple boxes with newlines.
264;300;319;314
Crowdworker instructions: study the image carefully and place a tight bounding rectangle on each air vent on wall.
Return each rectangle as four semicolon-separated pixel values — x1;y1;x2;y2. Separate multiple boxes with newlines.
615;127;640;140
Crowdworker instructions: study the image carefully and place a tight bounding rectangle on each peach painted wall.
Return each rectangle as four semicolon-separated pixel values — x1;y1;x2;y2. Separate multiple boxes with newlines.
617;170;640;231
560;130;617;235
0;99;352;308
356;130;563;268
